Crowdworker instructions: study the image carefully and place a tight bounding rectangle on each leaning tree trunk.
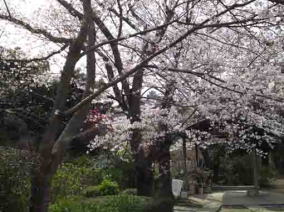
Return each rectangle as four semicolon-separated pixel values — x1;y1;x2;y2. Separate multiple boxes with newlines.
29;1;94;209
29;115;65;212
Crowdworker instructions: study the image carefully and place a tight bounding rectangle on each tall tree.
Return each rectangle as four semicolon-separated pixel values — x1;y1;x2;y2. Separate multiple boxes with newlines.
1;1;284;211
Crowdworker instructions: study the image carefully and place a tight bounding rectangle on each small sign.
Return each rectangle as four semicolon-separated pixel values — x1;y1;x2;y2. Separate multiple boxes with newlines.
172;179;184;198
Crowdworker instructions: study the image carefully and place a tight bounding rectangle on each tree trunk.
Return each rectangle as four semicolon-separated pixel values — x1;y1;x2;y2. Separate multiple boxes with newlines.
152;140;174;212
29;152;54;212
30;173;50;212
130;129;154;196
136;154;154;196
155;142;173;198
29;3;94;209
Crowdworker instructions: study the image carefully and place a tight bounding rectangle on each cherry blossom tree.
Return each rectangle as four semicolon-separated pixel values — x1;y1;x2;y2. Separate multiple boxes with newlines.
89;0;283;208
1;0;284;211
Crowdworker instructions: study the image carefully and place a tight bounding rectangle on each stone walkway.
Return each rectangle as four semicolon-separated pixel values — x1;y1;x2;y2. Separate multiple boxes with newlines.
174;190;284;212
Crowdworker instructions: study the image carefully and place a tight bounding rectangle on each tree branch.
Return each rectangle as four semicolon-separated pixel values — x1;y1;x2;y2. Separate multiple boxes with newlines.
5;44;69;63
2;0;11;18
64;0;263;115
0;14;71;43
57;0;83;20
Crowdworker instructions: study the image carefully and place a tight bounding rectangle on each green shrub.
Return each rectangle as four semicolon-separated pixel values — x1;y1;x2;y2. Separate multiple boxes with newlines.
84;179;119;197
49;196;101;212
51;157;103;201
93;153;136;189
84;185;101;197
0;147;35;212
49;195;150;212
102;195;148;212
99;179;120;195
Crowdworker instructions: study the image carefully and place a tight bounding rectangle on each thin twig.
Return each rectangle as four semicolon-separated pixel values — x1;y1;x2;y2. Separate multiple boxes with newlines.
3;0;11;18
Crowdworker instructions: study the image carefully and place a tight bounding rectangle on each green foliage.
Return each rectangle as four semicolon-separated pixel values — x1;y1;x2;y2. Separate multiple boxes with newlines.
84;185;101;197
259;166;277;186
101;168;125;186
101;195;147;212
49;196;99;212
219;154;253;185
218;154;277;186
98;179;120;195
51;156;103;201
143;197;175;212
49;195;149;212
84;179;119;197
51;155;134;201
91;151;135;189
0;147;34;212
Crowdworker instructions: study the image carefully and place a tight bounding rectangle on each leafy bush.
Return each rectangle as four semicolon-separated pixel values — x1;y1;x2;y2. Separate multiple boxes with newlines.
51;155;135;202
102;195;148;212
49;195;149;212
49;196;100;212
92;152;136;189
84;185;101;197
99;179;120;195
84;179;119;197
0;147;35;212
51;157;103;201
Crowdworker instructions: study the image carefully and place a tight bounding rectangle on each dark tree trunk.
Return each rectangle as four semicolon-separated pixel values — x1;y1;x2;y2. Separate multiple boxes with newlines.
28;2;93;209
151;139;174;212
136;155;154;196
30;172;50;212
29;151;55;212
155;141;173;198
130;129;154;196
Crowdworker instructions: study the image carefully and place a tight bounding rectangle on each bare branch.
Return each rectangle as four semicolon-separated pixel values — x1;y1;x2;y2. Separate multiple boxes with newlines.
109;8;139;31
2;0;11;18
116;0;123;38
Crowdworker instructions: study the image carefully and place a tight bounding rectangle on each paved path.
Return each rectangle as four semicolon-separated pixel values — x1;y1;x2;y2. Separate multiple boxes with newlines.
222;190;284;206
174;192;223;212
174;189;284;212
